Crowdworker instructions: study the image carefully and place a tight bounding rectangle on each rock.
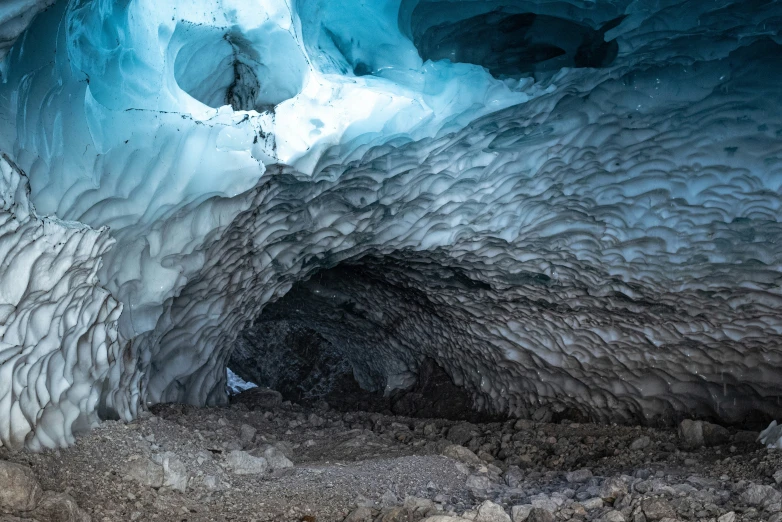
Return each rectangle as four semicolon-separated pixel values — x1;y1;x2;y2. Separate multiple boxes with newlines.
124;457;164;488
582;498;604;510
160;453;189;492
774;470;782;485
239;424;257;447
528;495;557;513
717;513;736;522
504;466;524;488
378;507;410;522
475;501;511;522
741;483;782;507
447;423;479;445
380;490;399;508
0;461;42;514
702;422;731;446
231;387;283;410
679;420;730;447
565;468;593;483
308;414;325;427
466;475;494;497
532;407;553;423
601;511;625;522
510;505;532;522
599;477;628;501
443;445;483;467
199;475;223;491
404;497;436;518
679;420;704;447
703;422;731;446
525;508;554;522
421;517;472;522
454;462;470;476
344;507;375;522
630;436;651;450
226;450;268;475
31;492;89;522
733;431;759;444
264;446;293;470
642;498;675;520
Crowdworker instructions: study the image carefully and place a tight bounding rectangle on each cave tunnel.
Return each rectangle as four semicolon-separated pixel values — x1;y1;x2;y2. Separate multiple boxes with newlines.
0;0;782;520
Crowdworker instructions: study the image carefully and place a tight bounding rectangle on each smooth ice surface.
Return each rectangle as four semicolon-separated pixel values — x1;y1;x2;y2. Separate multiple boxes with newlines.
0;0;781;447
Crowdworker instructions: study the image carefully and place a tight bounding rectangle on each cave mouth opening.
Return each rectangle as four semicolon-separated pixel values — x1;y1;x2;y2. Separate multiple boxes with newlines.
227;258;506;423
172;22;307;112
411;10;623;78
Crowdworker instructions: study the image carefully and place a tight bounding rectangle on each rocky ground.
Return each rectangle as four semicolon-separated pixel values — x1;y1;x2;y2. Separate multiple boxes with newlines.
1;388;782;522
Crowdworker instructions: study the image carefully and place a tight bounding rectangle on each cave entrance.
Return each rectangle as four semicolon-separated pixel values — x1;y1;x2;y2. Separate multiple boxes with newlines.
228;260;502;422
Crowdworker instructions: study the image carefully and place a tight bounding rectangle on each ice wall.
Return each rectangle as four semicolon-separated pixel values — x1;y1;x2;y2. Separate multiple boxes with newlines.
0;155;138;450
0;0;55;69
0;0;781;446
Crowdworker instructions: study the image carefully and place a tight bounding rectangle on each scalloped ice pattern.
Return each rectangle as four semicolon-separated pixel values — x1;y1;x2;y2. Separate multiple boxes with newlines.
0;0;781;448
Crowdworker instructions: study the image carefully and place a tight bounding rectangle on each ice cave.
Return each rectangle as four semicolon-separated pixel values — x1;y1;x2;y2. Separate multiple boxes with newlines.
0;0;781;520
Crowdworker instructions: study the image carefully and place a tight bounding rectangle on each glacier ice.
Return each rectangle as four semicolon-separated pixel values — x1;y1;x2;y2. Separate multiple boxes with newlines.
0;0;55;69
0;0;781;448
226;368;257;396
0;154;138;450
760;421;782;450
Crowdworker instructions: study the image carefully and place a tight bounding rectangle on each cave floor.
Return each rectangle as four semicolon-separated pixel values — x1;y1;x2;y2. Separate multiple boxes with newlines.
2;398;781;522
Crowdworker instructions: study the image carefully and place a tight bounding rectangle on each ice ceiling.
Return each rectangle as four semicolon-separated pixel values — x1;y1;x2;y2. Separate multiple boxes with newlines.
0;0;781;450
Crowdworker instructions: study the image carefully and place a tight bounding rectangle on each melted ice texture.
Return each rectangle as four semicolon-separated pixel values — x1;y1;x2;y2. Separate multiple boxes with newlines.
0;0;781;448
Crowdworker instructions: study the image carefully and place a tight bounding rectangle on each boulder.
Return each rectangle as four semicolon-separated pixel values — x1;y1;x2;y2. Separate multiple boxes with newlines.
0;461;42;513
475;501;511;522
599;477;628;501
679;420;730;447
264;446;293;470
31;492;90;522
161;453;189;492
231;387;283;410
443;445;483;467
124;457;164;488
344;507;375;522
504;466;524;488
526;508;555;522
630;436;651;451
642;498;676;520
741;483;782;508
565;468;593;484
239;424;257;447
226;450;268;475
447;423;479;446
679;420;704;447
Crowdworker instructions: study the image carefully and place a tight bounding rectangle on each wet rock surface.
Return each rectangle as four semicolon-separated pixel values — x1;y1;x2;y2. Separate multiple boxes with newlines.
0;397;781;522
